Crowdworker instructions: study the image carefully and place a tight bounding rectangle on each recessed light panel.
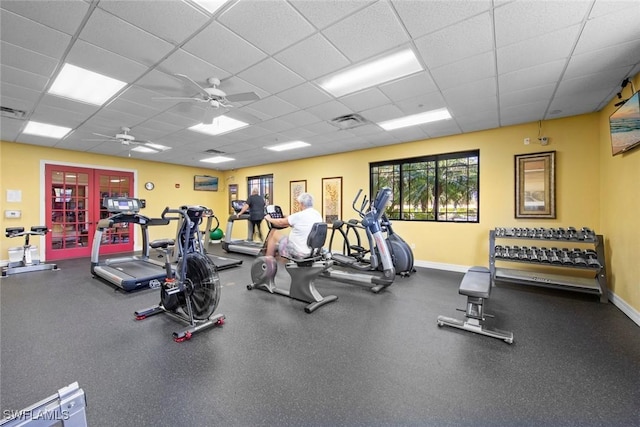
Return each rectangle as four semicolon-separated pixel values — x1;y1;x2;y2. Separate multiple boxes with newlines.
378;108;452;131
317;47;423;98
201;155;235;164
23;121;72;139
264;141;310;152
189;116;249;136
48;63;126;105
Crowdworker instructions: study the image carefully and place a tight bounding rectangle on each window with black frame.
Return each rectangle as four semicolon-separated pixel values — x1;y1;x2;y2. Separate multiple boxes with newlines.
247;174;273;205
370;150;479;222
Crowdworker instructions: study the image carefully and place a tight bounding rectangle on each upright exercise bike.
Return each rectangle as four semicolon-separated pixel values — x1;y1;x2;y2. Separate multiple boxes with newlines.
135;205;225;342
321;187;414;293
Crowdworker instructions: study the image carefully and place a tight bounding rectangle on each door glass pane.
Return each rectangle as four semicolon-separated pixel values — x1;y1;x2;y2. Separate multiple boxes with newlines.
99;173;132;246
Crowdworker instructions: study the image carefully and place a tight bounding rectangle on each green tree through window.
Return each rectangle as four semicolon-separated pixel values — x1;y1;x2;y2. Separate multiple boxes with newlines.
370;150;479;222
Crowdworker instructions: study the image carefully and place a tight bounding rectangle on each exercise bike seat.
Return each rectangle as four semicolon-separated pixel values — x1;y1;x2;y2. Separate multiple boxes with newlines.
149;239;175;250
285;222;328;266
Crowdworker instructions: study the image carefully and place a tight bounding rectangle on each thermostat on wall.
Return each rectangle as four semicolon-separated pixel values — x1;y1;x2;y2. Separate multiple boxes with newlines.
5;210;21;219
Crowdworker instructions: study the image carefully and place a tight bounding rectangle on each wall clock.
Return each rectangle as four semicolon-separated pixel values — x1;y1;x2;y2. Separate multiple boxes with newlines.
144;181;155;191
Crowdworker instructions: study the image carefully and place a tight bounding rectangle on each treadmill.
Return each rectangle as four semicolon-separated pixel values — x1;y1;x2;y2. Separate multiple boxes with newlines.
221;200;265;256
91;197;170;291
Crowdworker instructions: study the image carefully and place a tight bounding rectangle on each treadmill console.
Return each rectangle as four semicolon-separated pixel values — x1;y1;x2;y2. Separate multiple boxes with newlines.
103;197;141;213
231;200;246;214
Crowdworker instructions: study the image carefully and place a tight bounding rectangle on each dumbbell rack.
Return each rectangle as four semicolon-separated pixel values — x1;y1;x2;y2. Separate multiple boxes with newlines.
489;227;608;303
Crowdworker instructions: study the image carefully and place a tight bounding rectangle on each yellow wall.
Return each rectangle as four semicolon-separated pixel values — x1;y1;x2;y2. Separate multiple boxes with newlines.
598;73;640;315
1;74;638;317
0;143;227;247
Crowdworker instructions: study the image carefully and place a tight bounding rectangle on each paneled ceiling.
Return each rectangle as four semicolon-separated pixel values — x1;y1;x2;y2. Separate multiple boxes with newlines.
1;0;639;171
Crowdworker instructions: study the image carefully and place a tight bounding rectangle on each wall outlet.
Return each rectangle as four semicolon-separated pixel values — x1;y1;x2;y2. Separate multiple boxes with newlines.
524;138;530;145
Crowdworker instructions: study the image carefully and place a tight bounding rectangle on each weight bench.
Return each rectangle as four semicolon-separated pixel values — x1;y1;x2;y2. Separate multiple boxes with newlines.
437;266;513;344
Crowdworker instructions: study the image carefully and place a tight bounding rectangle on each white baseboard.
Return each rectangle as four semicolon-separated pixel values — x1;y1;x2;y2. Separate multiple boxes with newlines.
416;260;640;328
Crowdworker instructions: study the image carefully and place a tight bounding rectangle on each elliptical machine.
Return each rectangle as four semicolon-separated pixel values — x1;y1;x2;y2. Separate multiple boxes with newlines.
321;187;414;293
135;205;225;342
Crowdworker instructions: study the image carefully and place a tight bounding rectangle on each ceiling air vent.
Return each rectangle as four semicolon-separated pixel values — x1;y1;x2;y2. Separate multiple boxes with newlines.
1;106;27;120
204;148;225;154
329;113;369;130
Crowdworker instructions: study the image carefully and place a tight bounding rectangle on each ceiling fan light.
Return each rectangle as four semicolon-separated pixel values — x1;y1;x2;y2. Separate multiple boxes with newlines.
189;115;249;135
23;121;72;139
48;63;126;105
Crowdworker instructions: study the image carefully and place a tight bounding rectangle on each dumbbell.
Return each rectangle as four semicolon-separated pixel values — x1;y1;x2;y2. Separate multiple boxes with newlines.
518;246;530;260
543;228;553;239
567;227;578;240
529;246;540;262
584;249;602;268
560;249;573;265
549;247;562;264
538;247;550;263
509;246;521;259
581;227;595;241
571;249;587;267
494;245;504;258
504;228;515;237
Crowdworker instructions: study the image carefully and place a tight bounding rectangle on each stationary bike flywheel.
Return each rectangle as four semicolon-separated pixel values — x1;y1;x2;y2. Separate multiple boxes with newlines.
176;252;221;320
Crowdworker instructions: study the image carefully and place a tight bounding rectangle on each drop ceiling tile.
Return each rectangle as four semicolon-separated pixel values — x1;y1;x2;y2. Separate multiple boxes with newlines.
448;94;498;118
500;84;555;108
238;58;305;94
494;0;591;48
218;0;314;55
106;98;163;122
79;8;174;67
392;0;491;39
565;40;640;80
1;65;49;92
499;101;548;126
1;82;41;105
65;39;149;83
0;41;59;78
360;104;404;123
443;76;496;106
340;88;390;113
96;0;209;45
379;72;438;103
430;51;495;91
306;100;353;121
498;59;565;94
256;118;295;134
290;0;373;29
248;95;298;119
423;119;462;138
0;118;23;141
415;12;493;69
0;95;36;119
322;1;410;63
457;112;500;133
275;33;350;81
39;94;101;117
1;9;71;58
1;0;89;35
278;83;333;109
278;110;320;127
574;4;640;54
556;66;631;98
547;88;614;117
182;22;266;75
395;92;447;115
155;49;230;82
497;25;581;75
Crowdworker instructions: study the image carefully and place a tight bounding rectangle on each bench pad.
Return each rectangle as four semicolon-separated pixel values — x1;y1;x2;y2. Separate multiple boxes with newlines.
459;266;491;299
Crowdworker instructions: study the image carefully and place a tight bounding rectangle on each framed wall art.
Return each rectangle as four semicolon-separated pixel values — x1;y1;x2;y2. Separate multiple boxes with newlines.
321;176;342;223
289;180;307;214
515;151;556;218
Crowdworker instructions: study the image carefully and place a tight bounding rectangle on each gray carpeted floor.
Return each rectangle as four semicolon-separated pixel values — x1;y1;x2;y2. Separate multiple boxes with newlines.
1;245;639;427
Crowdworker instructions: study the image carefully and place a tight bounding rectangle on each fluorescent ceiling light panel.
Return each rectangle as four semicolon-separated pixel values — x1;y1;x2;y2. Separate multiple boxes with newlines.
378;108;452;131
23;121;72;139
131;146;159;154
189;116;249;136
264;141;310;152
191;0;228;14
144;142;171;151
317;48;423;97
201;156;235;164
48;63;127;105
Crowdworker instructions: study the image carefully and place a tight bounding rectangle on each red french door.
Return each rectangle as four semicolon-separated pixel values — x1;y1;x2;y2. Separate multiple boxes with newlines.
45;165;134;261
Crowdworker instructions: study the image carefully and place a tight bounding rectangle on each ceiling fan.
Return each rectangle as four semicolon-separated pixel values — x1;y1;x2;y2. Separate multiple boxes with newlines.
154;74;260;124
85;127;164;154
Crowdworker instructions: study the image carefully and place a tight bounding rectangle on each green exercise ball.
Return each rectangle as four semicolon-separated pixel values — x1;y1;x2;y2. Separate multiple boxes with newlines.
210;228;224;240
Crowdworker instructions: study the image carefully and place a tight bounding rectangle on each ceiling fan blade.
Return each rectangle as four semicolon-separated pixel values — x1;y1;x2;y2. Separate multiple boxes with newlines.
226;92;260;102
175;74;211;98
92;132;117;139
153;96;204;102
